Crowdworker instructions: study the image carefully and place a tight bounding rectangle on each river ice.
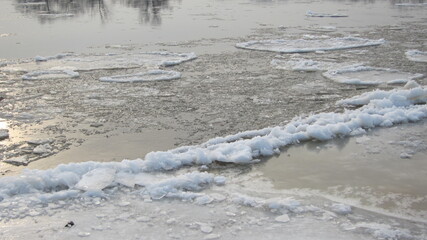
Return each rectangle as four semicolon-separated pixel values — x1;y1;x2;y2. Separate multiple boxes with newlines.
1;83;427;239
1;0;426;239
100;70;182;83
405;50;427;63
1;52;197;73
236;37;385;53
322;65;424;85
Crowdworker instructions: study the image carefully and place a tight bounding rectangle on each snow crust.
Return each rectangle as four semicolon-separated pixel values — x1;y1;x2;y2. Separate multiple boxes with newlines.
405;50;427;63
236;37;385;53
306;10;348;17
322;65;424;85
99;70;181;83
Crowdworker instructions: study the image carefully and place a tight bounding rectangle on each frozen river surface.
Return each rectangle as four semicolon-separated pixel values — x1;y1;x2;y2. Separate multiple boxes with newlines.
1;0;427;239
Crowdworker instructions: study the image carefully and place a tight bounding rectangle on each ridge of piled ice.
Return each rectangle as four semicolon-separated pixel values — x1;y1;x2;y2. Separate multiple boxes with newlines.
322;65;424;85
337;81;427;106
236;37;385;53
405;50;427;63
0;51;197;73
0;85;426;205
306;10;348;18
99;70;181;83
142;86;427;170
22;69;79;80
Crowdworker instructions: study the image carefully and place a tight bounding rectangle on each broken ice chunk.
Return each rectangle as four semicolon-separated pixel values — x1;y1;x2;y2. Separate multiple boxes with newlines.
75;168;116;191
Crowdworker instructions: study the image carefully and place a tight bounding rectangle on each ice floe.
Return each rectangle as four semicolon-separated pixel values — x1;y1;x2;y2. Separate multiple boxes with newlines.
306;10;348;18
405;50;427;63
271;57;360;72
236;37;385;53
1;51;197;73
38;13;75;19
22;69;79;80
322;65;424;85
395;3;427;6
99;70;181;83
303;25;337;32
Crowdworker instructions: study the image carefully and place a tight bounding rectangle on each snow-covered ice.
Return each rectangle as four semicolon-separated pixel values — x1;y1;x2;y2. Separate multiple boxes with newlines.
306;10;348;18
236;37;385;53
99;70;181;83
405;50;427;63
322;65;424;85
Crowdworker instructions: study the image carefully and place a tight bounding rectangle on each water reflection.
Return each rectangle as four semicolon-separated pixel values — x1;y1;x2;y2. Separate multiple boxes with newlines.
14;0;170;25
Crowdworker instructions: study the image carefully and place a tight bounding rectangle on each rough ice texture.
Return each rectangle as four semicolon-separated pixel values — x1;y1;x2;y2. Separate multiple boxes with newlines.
22;69;79;80
322;65;424;85
0;52;197;73
0;85;426;203
405;50;427;63
99;70;181;83
235;37;385;53
271;58;360;72
306;10;348;17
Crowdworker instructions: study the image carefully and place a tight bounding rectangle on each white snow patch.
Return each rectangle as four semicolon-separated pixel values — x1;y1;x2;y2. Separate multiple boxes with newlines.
22;69;79;80
236;37;385;53
306;10;348;17
323;65;423;85
99;70;181;83
405;50;427;63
